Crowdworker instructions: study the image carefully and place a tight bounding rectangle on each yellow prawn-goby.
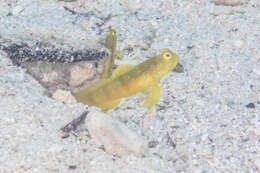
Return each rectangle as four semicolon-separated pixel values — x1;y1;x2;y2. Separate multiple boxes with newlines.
74;48;179;111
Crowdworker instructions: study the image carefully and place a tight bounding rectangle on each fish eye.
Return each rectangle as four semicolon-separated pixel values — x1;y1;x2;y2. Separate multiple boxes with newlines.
107;30;116;36
163;52;172;59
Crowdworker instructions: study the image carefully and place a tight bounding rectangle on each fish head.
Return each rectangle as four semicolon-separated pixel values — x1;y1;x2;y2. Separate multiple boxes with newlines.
151;49;179;81
161;48;179;71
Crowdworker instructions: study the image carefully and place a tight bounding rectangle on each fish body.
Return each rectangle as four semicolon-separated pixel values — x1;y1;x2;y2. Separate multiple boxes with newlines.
74;49;179;111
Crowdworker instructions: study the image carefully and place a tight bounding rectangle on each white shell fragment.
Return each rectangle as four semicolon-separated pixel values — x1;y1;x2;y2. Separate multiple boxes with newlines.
211;0;249;6
87;111;148;156
52;89;77;104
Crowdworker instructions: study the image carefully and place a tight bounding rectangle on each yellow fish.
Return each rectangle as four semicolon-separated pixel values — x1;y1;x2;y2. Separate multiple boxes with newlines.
74;48;179;111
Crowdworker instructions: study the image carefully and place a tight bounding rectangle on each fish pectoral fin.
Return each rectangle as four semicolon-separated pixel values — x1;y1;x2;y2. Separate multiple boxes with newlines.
101;98;122;111
142;84;162;108
111;64;136;79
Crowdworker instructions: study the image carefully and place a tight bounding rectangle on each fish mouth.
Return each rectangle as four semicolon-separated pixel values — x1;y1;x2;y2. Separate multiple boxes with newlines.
172;63;184;73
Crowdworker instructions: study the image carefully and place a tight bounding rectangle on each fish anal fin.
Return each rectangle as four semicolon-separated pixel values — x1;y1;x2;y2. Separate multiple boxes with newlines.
101;98;122;111
142;84;162;108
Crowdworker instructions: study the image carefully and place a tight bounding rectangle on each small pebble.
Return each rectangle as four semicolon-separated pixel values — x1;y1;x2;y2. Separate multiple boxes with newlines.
245;103;255;109
0;2;11;15
148;140;159;148
233;40;244;48
254;158;260;171
211;0;249;6
52;89;77;104
68;165;77;170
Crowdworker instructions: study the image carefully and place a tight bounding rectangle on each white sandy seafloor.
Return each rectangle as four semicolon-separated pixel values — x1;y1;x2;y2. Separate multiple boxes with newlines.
1;0;260;172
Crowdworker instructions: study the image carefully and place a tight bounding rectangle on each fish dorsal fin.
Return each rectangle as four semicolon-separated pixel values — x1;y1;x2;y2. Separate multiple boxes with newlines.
111;64;136;79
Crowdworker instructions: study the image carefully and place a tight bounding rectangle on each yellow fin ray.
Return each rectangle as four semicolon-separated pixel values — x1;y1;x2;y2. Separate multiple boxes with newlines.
142;84;162;108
